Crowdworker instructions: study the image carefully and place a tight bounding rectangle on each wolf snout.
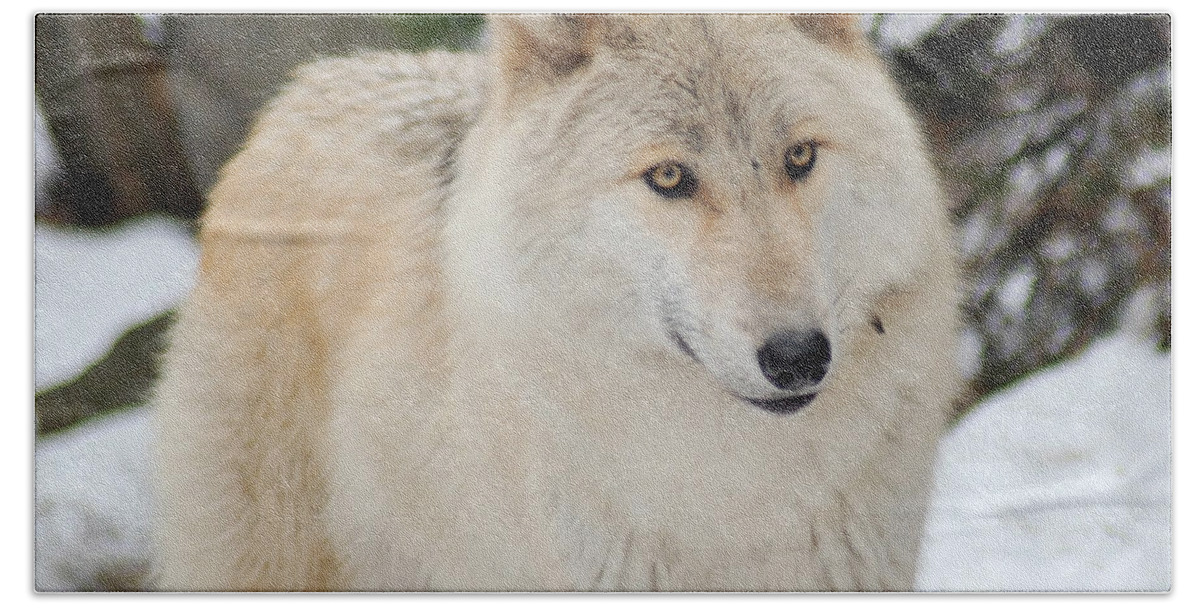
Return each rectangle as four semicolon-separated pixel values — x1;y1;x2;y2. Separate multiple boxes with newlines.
756;329;831;390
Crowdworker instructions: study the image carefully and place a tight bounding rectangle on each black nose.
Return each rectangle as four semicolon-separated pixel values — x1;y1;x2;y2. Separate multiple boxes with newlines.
756;330;831;390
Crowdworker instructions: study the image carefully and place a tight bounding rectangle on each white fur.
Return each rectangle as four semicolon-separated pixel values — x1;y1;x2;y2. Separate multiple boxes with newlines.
153;16;961;591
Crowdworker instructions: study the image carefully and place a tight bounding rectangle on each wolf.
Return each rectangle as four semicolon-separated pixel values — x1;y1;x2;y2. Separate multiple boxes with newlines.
152;14;961;591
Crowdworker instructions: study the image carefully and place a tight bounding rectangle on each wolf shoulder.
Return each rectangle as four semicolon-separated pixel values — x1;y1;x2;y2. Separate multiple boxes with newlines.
202;49;485;234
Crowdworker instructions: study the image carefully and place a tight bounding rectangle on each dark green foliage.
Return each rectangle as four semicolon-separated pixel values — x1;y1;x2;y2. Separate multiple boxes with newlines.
383;14;485;51
35;311;176;435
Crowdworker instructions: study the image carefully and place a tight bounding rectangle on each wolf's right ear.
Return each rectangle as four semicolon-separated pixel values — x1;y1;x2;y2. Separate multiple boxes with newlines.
489;15;607;89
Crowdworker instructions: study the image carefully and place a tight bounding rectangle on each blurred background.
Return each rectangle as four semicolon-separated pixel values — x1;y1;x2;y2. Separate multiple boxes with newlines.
34;14;485;433
32;14;1171;592
869;14;1170;406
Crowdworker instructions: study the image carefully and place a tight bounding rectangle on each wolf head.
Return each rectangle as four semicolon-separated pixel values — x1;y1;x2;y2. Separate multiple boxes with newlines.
453;15;951;415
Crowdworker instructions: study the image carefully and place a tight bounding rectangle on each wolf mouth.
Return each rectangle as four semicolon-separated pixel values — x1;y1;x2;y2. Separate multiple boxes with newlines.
668;326;817;415
668;328;699;361
744;393;818;415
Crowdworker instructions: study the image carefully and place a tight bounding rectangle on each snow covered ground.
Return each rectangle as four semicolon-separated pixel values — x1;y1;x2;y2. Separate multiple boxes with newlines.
31;220;1172;592
35;406;154;591
34;217;198;591
34;216;199;390
915;331;1171;592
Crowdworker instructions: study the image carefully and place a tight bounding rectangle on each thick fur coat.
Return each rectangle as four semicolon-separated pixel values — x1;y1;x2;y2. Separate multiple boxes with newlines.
153;15;961;591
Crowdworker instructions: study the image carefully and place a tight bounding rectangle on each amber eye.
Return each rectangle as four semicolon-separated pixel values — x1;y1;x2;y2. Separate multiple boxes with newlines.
784;141;818;181
644;162;698;199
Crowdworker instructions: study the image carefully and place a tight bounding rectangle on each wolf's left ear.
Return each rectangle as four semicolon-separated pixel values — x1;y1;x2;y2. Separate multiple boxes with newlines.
787;14;871;54
489;15;608;90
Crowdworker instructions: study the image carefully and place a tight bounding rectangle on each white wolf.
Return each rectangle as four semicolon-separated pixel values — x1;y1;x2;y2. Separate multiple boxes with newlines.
153;14;961;591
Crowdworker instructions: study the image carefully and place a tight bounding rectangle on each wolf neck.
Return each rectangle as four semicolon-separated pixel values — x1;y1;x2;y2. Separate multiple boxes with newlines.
441;179;661;393
441;119;664;385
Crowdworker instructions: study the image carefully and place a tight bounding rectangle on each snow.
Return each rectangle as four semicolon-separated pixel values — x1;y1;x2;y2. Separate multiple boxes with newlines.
915;331;1171;592
34;216;199;389
993;14;1046;57
957;328;984;380
34;216;198;590
34;407;154;592
875;14;943;50
1040;231;1075;263
34;104;60;212
1043;144;1070;178
1127;146;1171;189
997;265;1036;315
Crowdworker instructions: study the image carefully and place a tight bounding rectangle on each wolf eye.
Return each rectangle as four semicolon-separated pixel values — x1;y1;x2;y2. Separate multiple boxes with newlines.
784;141;818;181
644;162;698;199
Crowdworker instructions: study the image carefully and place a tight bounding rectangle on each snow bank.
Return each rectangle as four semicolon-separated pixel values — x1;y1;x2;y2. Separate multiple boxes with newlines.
915;333;1171;592
35;406;154;591
34;216;199;389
